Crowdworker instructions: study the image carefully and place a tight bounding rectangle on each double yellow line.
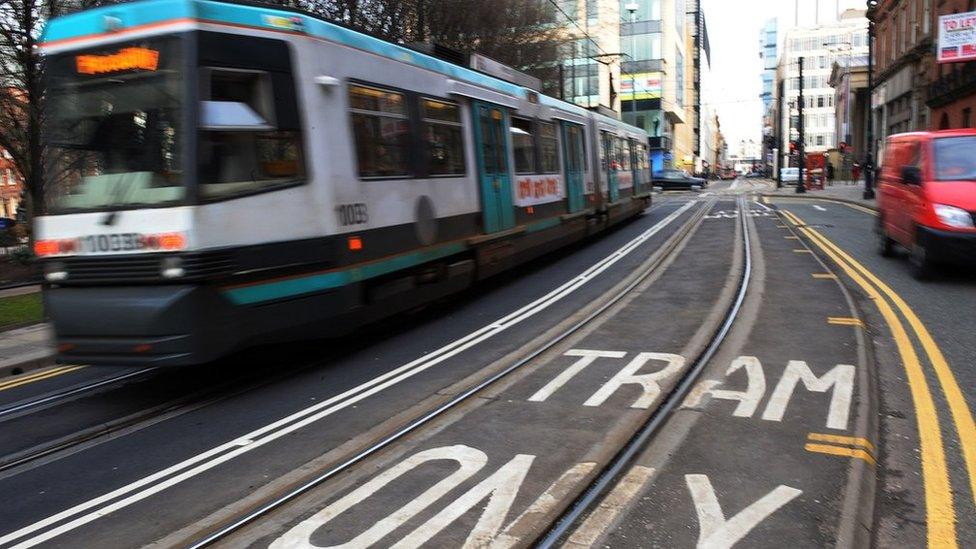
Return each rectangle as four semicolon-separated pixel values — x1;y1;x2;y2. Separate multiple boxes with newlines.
0;365;84;392
782;209;976;548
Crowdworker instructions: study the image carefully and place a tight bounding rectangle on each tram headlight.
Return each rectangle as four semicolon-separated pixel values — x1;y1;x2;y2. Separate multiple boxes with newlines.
44;261;68;282
160;256;184;279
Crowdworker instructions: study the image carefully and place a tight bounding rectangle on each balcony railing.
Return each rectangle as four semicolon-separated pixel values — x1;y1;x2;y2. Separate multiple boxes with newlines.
928;61;976;109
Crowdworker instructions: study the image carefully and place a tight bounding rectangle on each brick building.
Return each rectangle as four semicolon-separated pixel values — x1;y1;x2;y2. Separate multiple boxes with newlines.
871;0;976;157
926;0;976;129
0;149;23;219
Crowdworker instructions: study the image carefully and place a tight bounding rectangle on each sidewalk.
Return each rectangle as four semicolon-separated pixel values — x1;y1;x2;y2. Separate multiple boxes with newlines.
0;323;54;376
762;180;878;211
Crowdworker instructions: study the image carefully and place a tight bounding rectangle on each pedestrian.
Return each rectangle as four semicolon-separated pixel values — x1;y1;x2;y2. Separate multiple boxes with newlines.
852;162;861;183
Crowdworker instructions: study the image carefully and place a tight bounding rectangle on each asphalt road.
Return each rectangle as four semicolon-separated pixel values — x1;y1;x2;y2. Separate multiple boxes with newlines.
770;197;976;548
1;183;972;548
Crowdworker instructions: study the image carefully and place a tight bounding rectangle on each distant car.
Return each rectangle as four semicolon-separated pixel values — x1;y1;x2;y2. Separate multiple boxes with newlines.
781;167;799;184
744;172;764;179
652;169;708;190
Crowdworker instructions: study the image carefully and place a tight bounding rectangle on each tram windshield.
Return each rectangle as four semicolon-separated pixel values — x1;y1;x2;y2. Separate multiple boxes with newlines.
43;37;185;214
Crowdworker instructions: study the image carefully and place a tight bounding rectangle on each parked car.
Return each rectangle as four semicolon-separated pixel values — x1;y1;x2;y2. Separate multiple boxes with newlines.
744;171;765;179
781;167;799;184
877;129;976;279
652;169;707;190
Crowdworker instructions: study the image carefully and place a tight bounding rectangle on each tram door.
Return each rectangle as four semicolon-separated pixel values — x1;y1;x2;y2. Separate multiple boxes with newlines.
602;131;619;202
562;122;586;213
630;139;641;194
472;101;515;233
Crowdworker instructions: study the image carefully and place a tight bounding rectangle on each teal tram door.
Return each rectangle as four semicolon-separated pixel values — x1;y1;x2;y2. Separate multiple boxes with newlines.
472;101;515;233
562;122;586;213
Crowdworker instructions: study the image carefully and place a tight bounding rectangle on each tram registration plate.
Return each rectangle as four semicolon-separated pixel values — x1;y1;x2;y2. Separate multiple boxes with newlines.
77;233;147;253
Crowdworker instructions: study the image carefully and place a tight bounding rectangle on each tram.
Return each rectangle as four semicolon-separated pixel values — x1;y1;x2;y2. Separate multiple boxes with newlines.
34;0;652;366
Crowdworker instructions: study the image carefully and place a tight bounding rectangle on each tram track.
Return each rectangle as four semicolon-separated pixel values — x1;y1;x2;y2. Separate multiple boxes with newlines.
0;200;688;481
176;197;721;548
1;199;705;549
534;195;753;547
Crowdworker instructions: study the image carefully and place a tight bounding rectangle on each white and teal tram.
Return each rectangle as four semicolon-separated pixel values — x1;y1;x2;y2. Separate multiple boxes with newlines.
35;0;653;366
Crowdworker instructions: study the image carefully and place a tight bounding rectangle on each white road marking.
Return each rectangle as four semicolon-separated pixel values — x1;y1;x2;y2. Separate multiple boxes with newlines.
760;361;855;431
565;466;656;547
584;352;685;409
687;474;802;549
270;445;486;549
682;356;767;417
2;201;699;549
753;200;773;212
392;454;535;548
489;462;596;549
812;204;827;211
528;350;627;403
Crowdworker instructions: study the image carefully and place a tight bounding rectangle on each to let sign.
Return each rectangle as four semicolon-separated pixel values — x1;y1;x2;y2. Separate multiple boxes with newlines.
938;11;976;63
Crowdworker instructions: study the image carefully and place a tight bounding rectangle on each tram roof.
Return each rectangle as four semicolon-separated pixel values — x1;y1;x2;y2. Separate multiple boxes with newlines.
41;0;646;137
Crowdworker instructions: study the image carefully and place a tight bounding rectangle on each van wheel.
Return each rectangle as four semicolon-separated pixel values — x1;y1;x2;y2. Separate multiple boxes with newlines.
909;243;933;280
876;219;895;257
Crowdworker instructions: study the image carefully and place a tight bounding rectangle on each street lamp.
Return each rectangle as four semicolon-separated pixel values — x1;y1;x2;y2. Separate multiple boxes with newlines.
625;2;639;123
863;0;877;200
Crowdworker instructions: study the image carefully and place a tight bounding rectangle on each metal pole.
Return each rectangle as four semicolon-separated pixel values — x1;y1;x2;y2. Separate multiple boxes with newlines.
863;2;876;199
797;56;806;194
631;9;637;122
845;44;852;145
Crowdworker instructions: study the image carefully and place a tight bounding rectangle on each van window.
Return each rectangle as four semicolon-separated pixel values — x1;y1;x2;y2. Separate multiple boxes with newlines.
934;136;976;181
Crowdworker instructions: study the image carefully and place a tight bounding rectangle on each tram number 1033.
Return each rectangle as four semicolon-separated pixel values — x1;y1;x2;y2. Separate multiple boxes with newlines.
337;203;369;226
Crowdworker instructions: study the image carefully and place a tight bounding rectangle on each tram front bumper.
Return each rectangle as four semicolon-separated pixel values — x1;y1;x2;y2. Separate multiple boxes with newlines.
45;285;241;366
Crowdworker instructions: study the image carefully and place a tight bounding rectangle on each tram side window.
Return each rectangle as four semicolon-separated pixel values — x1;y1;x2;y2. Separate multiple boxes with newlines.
422;99;465;176
349;85;411;178
198;68;305;200
617;138;631;171
511;118;536;174
538;122;559;174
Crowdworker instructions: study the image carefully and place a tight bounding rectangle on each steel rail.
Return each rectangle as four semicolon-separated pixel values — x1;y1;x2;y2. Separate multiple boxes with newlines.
534;195;753;548
0;367;157;421
184;197;715;549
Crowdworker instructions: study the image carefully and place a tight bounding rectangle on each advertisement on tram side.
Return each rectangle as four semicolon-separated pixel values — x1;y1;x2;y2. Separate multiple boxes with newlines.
514;174;565;207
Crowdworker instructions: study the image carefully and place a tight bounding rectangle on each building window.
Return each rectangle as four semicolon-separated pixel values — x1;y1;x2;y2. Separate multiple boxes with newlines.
624;33;662;61
675;49;684;106
621;0;661;22
586;0;598;25
964;108;973;128
816;135;824;147
349;84;411;178
422;98;465;176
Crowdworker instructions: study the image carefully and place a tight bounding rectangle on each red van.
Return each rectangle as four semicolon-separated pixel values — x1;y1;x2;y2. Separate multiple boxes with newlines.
877;129;976;279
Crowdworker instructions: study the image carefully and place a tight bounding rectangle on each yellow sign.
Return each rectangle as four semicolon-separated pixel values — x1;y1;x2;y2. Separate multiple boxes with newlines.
76;47;159;75
619;72;663;100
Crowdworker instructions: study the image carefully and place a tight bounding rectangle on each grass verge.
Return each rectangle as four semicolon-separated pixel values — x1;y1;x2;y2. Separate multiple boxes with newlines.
0;293;43;331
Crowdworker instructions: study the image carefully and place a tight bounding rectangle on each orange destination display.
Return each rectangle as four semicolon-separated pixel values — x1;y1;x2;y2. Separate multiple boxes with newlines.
75;47;159;75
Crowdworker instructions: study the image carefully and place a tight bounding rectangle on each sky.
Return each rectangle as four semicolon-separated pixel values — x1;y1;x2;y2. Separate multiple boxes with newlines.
701;0;867;149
